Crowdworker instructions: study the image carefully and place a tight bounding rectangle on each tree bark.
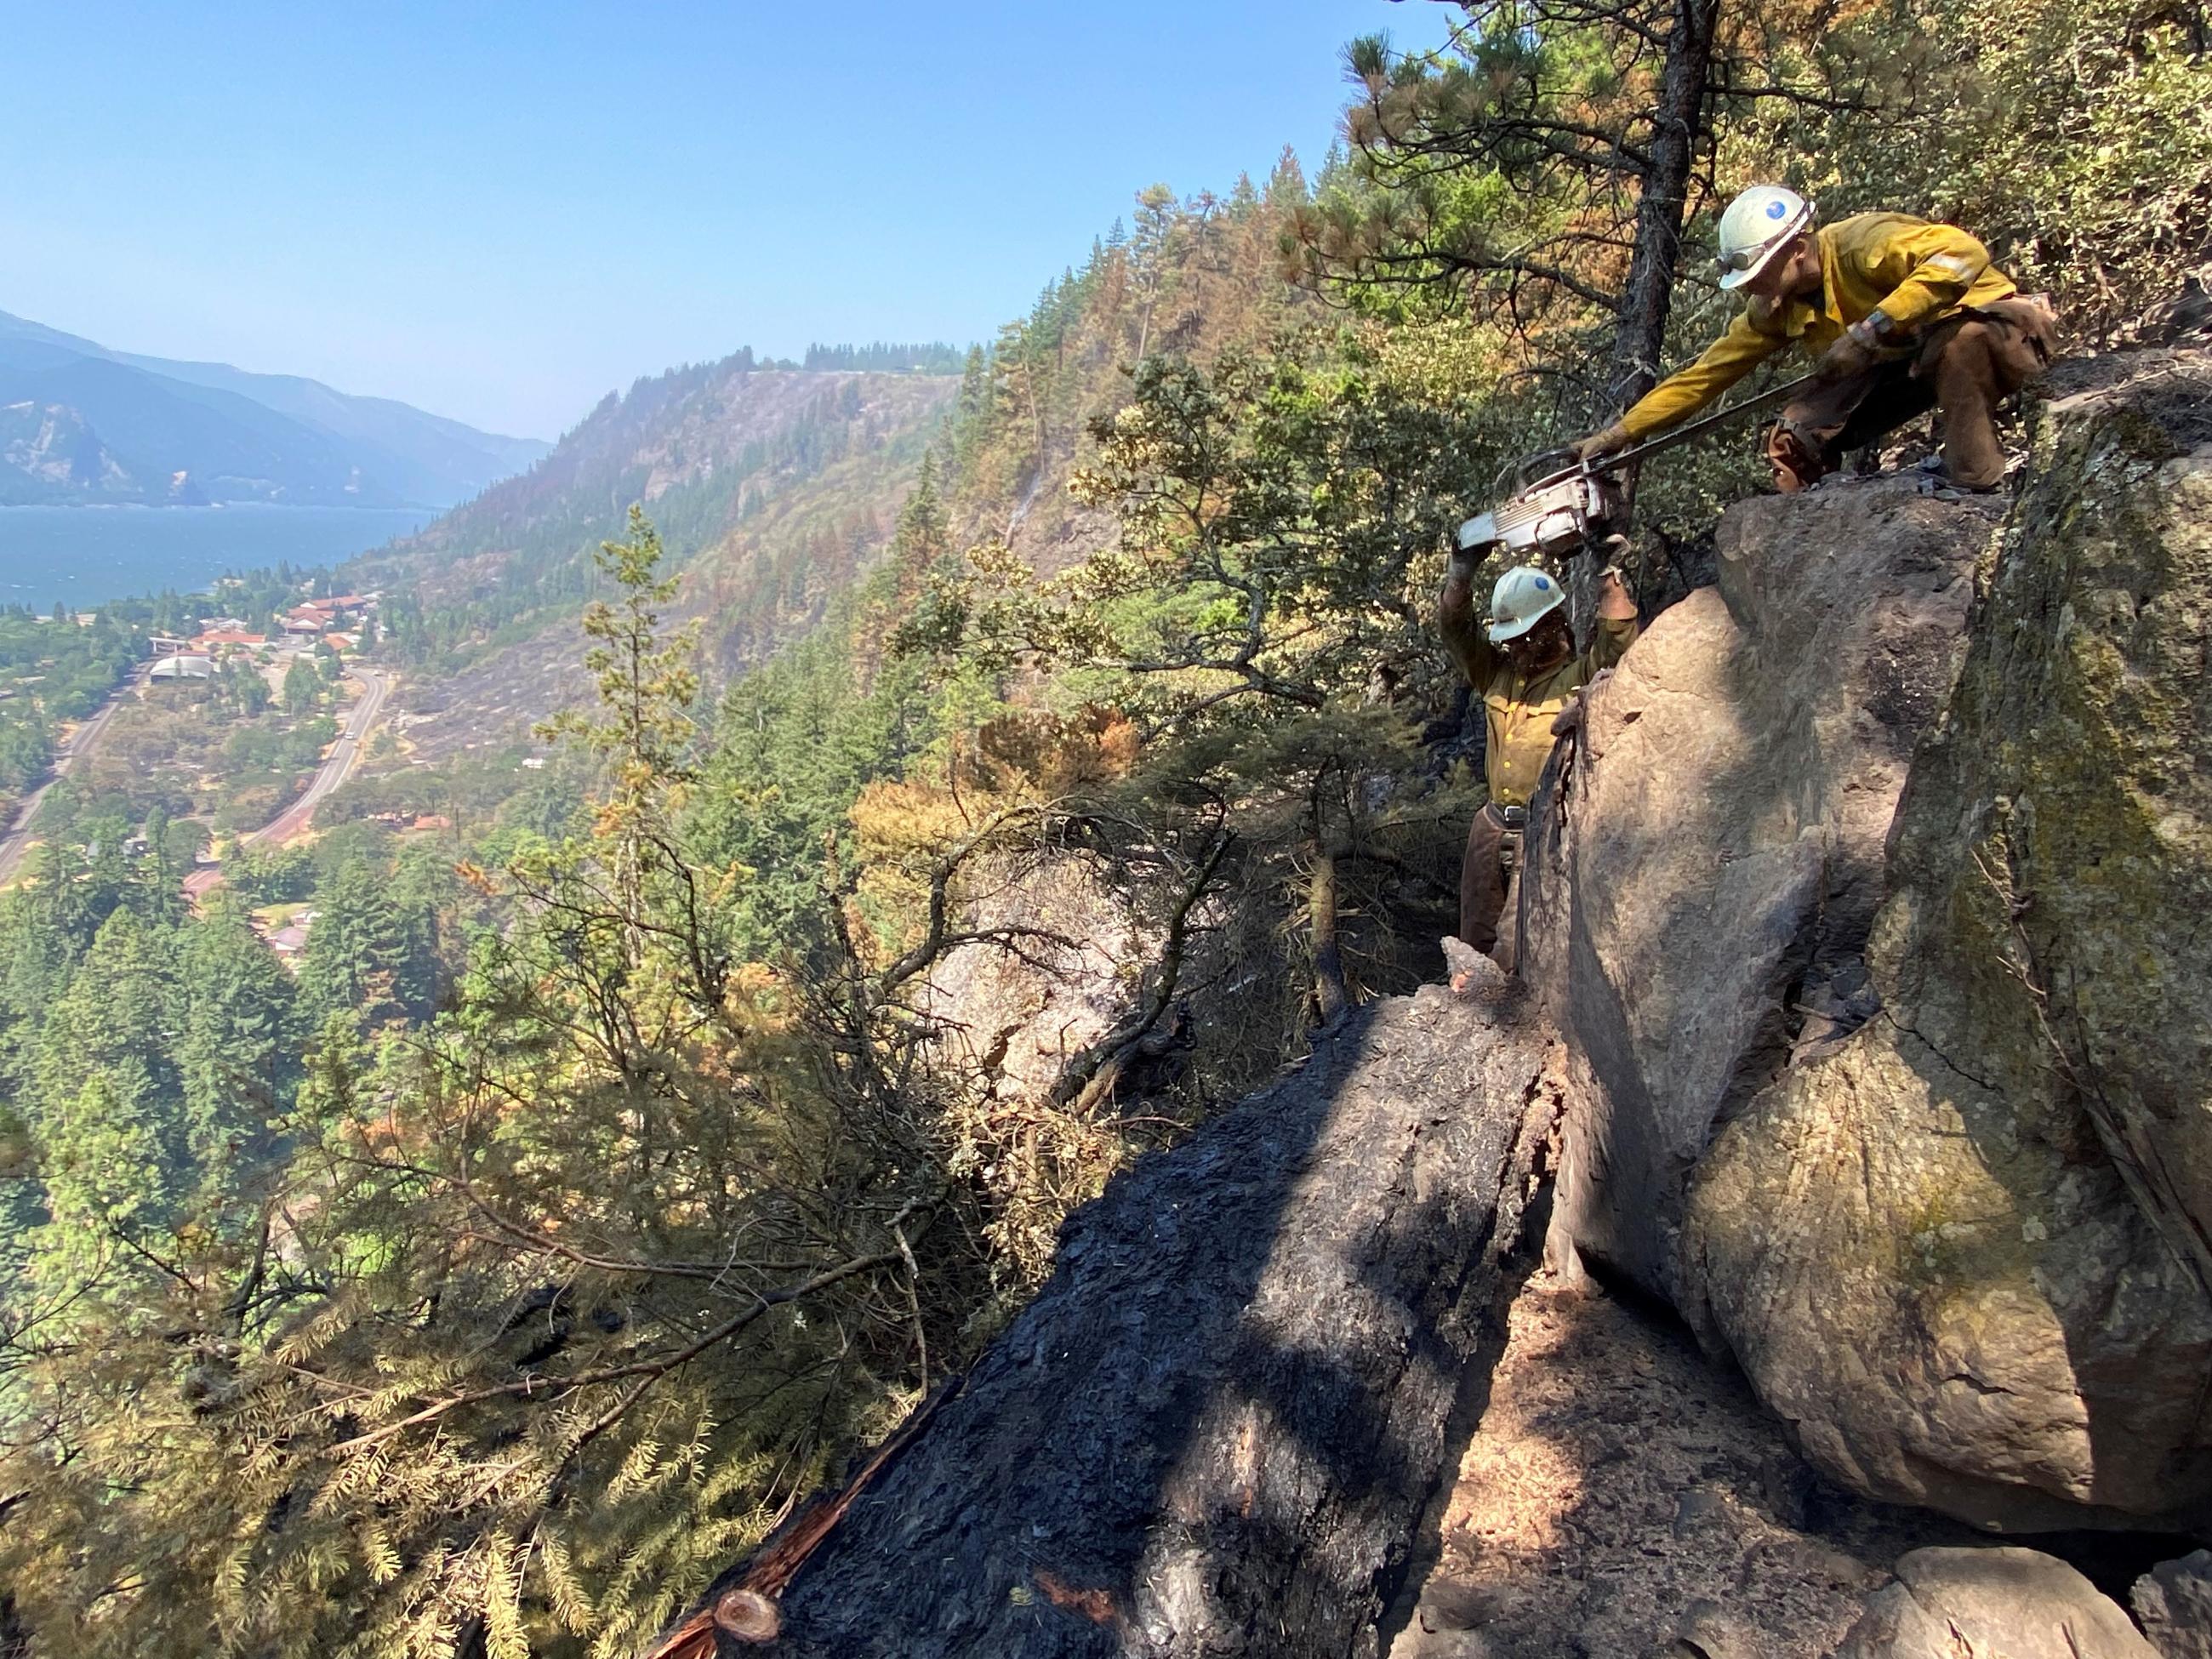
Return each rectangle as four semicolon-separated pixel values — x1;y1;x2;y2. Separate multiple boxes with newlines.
1609;0;1725;410
653;989;1563;1657
1309;845;1348;1026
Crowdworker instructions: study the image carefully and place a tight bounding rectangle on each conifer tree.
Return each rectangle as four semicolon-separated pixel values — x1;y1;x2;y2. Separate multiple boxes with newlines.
298;856;413;1030
1292;8;1888;410
537;504;702;966
890;456;950;596
1131;183;1181;361
32;1071;170;1278
177;898;300;1166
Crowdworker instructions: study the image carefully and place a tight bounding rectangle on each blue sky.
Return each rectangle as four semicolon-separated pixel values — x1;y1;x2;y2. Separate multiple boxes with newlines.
0;3;1454;440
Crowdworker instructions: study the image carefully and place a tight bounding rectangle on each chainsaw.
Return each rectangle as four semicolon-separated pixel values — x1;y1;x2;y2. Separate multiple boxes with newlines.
1453;372;1820;562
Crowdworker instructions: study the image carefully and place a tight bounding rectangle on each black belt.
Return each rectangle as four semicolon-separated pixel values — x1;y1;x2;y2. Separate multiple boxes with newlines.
1485;801;1529;831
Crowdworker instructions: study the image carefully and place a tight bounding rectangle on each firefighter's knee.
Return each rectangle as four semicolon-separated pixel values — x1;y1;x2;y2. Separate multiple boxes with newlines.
1948;319;1995;356
1932;321;1998;385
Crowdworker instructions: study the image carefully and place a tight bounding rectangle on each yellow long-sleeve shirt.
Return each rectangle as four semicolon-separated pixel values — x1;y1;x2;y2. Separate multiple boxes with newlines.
1443;613;1639;807
1621;213;2020;440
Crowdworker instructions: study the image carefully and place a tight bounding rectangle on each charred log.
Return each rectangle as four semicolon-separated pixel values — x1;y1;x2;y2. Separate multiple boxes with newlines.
648;981;1561;1657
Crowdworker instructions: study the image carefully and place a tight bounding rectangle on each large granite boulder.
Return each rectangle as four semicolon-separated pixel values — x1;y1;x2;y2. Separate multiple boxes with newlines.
1518;473;1995;1306
1833;1547;2158;1658
1527;345;2212;1528
1685;351;2212;1527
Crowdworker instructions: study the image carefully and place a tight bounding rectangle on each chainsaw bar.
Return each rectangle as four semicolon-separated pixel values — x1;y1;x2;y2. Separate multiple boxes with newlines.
1535;371;1822;493
1454;372;1821;561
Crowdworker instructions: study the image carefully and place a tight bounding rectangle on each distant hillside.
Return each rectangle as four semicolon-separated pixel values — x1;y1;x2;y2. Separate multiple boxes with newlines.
354;354;959;757
0;396;159;505
352;164;1320;764
0;309;550;508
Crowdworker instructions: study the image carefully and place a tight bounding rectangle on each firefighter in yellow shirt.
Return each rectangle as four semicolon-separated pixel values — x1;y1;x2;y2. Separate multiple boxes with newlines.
1440;560;1639;963
1577;186;2057;492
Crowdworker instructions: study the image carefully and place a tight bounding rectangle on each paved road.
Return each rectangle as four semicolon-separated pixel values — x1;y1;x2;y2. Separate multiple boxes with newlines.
0;662;391;896
242;665;390;848
0;664;149;884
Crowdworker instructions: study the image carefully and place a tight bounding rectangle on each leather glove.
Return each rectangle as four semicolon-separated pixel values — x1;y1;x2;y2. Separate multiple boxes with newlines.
1816;332;1876;383
1550;668;1616;738
1574;421;1633;465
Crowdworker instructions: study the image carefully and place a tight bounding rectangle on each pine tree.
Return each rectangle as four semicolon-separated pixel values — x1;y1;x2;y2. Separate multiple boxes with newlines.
34;1070;171;1277
891;456;950;594
140;804;186;928
26;909;189;1273
297;856;412;1031
176;898;300;1167
537;505;702;962
1131;184;1180;361
1291;11;1889;411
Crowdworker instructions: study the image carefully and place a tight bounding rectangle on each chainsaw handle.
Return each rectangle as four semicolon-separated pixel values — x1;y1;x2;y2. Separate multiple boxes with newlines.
1501;446;1581;498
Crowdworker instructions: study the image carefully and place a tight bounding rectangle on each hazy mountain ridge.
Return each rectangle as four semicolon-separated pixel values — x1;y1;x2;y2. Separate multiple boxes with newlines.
379;356;957;601
365;167;1319;762
0;309;550;508
361;352;961;757
0;397;155;505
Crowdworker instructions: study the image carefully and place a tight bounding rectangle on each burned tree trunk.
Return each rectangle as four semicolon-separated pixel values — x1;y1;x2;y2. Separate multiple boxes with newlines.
655;983;1559;1657
1308;845;1349;1026
1610;0;1725;409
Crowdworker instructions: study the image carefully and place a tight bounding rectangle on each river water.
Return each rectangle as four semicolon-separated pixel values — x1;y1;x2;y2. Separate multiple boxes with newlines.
0;504;434;609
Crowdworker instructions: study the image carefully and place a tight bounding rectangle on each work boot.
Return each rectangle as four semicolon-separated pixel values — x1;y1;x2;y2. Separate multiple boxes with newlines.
1931;321;2008;490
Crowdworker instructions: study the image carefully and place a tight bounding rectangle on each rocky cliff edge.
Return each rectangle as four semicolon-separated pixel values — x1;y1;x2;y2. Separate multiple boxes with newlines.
1525;339;2212;1531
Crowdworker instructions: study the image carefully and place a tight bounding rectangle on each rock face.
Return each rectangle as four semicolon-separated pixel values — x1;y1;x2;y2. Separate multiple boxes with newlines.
1525;348;2212;1529
1519;474;1993;1306
2134;1549;2212;1659
712;982;1560;1657
1833;1547;2158;1658
1888;353;2212;1297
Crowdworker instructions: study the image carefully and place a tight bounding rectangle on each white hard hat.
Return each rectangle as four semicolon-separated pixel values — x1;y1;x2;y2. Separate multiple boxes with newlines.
1486;565;1566;643
1717;185;1814;291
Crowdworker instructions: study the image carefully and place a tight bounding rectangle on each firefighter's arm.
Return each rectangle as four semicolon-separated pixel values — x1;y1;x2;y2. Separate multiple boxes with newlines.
1619;311;1788;441
1439;550;1499;687
1869;222;1992;334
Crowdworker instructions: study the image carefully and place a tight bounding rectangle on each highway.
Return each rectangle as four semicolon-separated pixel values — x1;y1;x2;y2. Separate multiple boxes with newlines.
0;659;391;895
242;665;390;848
0;664;149;884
